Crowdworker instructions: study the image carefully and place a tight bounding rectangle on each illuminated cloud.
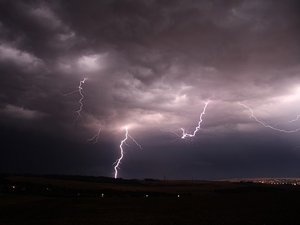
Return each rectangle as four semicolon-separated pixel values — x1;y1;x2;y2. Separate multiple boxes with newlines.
0;0;300;178
30;5;62;29
77;54;107;72
2;104;46;120
0;44;42;67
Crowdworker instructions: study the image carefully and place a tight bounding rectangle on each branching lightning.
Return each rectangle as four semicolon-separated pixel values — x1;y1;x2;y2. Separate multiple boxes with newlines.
114;127;142;179
181;101;210;139
289;115;300;123
75;78;87;120
128;134;143;150
88;127;102;144
239;102;300;133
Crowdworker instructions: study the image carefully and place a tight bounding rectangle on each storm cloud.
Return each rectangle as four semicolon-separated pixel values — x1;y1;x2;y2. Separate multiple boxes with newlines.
0;0;300;179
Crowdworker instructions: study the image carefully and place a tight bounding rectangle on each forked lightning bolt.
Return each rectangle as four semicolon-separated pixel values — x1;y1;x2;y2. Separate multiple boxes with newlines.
181;101;210;139
75;78;87;120
114;127;142;179
239;102;300;133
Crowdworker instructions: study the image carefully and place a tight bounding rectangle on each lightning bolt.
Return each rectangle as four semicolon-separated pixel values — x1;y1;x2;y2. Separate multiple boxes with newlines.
181;101;210;139
128;134;143;150
114;127;142;179
88;126;102;144
239;102;300;133
289;115;300;123
75;78;87;120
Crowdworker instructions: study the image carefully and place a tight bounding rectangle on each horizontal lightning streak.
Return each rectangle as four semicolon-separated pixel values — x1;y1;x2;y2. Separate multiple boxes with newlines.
289;115;300;123
239;102;300;133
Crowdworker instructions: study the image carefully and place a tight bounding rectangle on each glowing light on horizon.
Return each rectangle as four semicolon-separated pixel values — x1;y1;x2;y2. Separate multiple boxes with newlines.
239;102;300;133
181;101;210;139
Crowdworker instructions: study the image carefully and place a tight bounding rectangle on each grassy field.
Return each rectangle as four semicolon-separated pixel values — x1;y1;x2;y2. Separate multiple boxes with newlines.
0;175;300;225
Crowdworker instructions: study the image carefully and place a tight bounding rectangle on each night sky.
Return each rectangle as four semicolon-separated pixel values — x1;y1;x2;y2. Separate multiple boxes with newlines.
1;0;300;179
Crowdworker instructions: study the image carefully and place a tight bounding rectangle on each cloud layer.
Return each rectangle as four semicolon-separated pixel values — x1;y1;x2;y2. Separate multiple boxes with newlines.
0;0;300;179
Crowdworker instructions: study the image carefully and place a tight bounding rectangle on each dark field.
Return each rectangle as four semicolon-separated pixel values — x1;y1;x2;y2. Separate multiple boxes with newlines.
1;175;300;225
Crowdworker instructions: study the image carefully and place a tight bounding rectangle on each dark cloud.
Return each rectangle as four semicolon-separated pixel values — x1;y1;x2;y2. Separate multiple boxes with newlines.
0;0;300;178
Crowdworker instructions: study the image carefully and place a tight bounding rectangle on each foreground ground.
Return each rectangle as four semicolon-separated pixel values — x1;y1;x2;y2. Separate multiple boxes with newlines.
0;175;300;225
